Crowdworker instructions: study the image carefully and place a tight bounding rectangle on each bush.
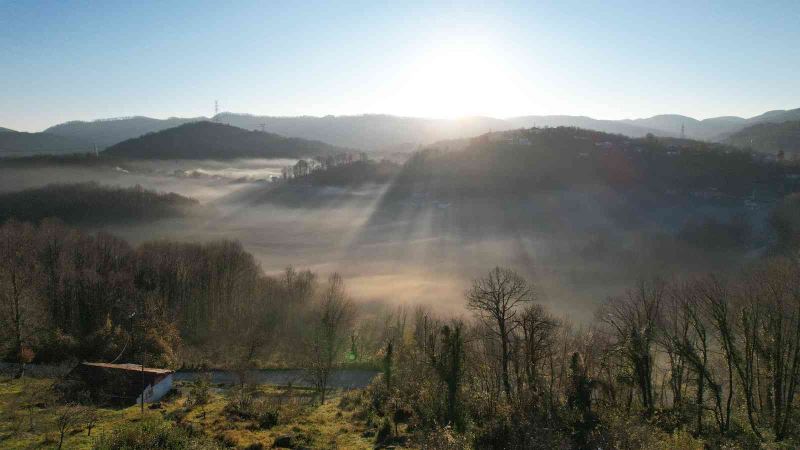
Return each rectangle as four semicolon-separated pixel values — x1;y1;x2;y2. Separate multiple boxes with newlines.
92;416;220;449
187;374;212;411
223;385;283;429
337;389;363;411
224;385;257;419
412;425;472;450
257;407;279;429
375;417;393;444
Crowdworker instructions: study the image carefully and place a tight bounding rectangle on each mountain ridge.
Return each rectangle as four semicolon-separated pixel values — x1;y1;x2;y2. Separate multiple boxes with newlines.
6;107;798;154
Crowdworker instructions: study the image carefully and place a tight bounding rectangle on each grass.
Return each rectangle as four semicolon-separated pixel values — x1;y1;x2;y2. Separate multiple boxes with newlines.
0;376;381;449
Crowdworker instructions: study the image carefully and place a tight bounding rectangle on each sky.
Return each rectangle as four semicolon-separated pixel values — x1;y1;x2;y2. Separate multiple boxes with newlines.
2;0;799;132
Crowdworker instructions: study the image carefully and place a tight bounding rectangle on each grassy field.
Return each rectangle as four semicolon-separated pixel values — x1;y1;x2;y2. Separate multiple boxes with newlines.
0;376;380;449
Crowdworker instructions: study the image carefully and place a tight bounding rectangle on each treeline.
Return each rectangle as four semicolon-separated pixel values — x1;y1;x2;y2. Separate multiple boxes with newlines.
0;182;199;225
0;220;379;376
356;262;800;448
281;156;400;187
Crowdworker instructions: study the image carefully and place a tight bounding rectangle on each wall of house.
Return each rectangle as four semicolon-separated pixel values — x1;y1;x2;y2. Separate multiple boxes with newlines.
135;374;173;403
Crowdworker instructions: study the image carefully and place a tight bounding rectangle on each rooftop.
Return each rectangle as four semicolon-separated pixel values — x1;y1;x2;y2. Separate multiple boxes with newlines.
80;362;173;375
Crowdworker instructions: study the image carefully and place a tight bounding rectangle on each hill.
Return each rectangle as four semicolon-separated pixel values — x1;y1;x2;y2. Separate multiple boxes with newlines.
0;130;93;156
385;127;791;201
507;115;667;138
0;127;15;133
44;115;202;148
0;182;200;225
36;107;800;152
725;120;800;156
102;121;348;159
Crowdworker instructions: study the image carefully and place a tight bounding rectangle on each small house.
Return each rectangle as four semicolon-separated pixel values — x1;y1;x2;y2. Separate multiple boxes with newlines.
67;362;174;405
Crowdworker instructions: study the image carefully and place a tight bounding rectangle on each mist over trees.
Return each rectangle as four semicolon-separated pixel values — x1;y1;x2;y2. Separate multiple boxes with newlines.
3;123;800;448
353;261;800;448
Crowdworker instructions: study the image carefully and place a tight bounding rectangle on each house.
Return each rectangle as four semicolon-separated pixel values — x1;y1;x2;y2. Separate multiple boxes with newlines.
66;362;174;405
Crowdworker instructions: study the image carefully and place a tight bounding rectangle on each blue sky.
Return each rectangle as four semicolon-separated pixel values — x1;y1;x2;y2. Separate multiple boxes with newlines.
2;0;799;131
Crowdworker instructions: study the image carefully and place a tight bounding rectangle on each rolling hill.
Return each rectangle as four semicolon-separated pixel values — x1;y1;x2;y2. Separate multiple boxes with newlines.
102;121;348;159
724;121;800;155
45;115;202;148
0;130;93;156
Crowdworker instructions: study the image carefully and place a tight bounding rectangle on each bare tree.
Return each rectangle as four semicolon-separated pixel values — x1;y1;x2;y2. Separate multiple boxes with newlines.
54;402;83;450
0;220;38;378
304;273;356;404
466;267;534;400
601;279;664;417
517;303;559;393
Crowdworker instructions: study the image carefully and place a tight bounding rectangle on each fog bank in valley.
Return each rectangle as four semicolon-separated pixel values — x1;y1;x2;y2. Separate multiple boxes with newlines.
0;158;757;322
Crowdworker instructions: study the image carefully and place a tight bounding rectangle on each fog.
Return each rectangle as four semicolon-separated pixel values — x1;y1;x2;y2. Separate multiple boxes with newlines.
0;159;756;322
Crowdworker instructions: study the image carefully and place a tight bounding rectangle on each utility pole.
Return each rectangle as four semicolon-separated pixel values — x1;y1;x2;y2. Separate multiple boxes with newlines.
141;352;145;414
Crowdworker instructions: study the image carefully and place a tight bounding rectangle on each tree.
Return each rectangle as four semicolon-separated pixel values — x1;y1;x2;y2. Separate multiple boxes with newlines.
467;267;533;400
304;273;356;404
83;405;99;437
0;220;38;377
601;279;664;417
427;323;465;430
517;304;559;393
54;402;83;450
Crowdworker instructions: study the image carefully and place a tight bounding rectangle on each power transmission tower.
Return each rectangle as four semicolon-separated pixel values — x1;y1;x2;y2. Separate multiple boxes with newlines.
214;100;219;121
680;123;685;139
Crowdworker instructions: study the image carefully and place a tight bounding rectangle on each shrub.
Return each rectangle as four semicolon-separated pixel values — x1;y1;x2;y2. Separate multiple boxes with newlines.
257;407;279;429
187;374;212;417
375;417;393;444
92;416;220;449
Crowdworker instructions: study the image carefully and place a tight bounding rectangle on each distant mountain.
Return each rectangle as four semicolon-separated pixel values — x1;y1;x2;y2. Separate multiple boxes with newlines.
0;130;92;156
45;116;203;148
747;108;800;124
103;121;348;159
0;127;15;133
214;113;513;152
725;121;800;155
36;107;800;152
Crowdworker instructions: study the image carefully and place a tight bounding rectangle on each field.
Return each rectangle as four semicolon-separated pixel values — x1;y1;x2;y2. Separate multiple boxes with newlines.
0;377;380;449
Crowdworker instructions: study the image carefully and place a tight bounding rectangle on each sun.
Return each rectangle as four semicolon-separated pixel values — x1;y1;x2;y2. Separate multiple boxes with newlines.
398;41;519;119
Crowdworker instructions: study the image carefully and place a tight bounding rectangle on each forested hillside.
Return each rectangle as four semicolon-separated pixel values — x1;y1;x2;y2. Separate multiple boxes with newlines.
725;120;800;156
103;121;348;159
0;183;199;225
387;127;795;198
